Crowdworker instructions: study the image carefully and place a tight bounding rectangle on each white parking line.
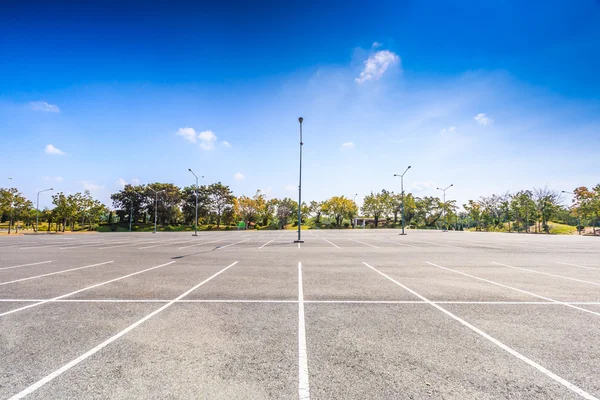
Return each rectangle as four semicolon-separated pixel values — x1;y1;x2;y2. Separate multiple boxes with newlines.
298;262;310;400
492;262;600;287
9;261;238;400
258;239;275;249
0;261;114;286
556;262;600;272
139;240;197;249
322;238;340;249
0;260;53;271
349;239;380;248
0;261;177;317
425;262;600;318
98;239;178;249
363;262;598;400
178;238;227;250
216;239;250;250
378;238;419;248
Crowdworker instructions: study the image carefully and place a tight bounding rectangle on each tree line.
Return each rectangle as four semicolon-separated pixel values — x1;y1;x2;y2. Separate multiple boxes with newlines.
2;182;599;233
0;189;106;233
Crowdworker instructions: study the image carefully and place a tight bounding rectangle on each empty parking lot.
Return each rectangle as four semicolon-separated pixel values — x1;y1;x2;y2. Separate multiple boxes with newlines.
1;229;599;399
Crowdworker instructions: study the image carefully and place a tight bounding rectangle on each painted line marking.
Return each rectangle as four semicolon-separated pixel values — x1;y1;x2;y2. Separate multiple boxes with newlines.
178;238;227;250
322;238;340;249
378;238;419;248
298;262;310;400
0;261;176;317
3;298;600;305
0;261;53;271
139;240;196;249
0;261;114;286
492;262;600;287
425;262;600;318
8;261;238;400
349;239;380;248
363;262;598;400
556;262;600;272
258;239;275;249
216;239;250;250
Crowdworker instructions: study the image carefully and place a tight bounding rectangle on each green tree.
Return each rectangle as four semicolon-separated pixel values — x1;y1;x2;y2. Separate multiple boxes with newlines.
206;182;234;227
361;191;387;227
322;196;357;227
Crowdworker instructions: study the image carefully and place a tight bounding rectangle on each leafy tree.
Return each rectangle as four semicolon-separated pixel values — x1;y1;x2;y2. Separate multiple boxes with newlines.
361;191;388;227
206;182;234;227
414;196;442;227
308;201;324;223
276;197;297;228
322;196;357;227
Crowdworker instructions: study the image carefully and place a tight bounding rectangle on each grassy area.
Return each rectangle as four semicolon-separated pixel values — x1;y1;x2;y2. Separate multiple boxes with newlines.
548;222;577;235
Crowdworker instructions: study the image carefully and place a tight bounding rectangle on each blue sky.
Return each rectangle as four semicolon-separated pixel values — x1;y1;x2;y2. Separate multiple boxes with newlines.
1;0;600;209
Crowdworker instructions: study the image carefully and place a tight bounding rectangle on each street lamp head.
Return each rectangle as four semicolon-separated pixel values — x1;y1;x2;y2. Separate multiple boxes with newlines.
49;188;54;191
450;184;454;187
298;117;303;123
407;166;411;169
394;174;399;177
436;187;441;190
188;168;192;172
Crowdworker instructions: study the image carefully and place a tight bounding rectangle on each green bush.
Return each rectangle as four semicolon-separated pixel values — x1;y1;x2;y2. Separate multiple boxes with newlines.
206;225;213;231
255;225;262;230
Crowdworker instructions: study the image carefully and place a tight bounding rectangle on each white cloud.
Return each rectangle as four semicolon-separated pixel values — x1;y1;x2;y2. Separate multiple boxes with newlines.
43;176;63;182
116;177;140;188
440;126;456;134
355;50;400;83
372;42;382;48
474;113;493;126
30;101;60;113
45;144;66;155
176;127;198;143
198;130;217;150
82;181;103;191
222;141;232;148
411;181;436;192
234;172;245;181
176;127;218;150
284;184;296;192
342;142;355;149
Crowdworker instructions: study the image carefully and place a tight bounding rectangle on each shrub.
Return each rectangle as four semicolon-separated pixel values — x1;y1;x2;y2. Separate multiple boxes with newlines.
343;222;350;228
206;225;213;231
255;225;262;230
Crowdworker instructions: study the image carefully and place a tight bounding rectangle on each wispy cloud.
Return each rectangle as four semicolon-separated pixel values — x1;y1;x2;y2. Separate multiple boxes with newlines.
176;127;197;143
82;181;103;191
30;101;60;113
372;42;382;48
342;142;355;149
440;127;456;134
198;130;217;150
222;141;232;148
45;144;66;155
234;172;245;181
284;184;296;192
474;113;493;126
176;127;218;150
411;181;437;192
116;177;140;188
355;50;400;84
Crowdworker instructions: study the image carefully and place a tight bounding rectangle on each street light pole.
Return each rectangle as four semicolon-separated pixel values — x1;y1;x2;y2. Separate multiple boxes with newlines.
36;188;54;233
148;188;166;234
294;117;304;243
562;190;581;235
436;184;453;232
394;166;411;235
129;199;133;232
188;169;203;237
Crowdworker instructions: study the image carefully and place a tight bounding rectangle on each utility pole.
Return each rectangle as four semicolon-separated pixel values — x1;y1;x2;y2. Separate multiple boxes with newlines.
394;166;411;235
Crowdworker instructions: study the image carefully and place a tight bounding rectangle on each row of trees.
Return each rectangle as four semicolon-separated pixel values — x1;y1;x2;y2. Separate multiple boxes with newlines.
0;189;106;233
3;182;600;233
